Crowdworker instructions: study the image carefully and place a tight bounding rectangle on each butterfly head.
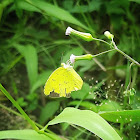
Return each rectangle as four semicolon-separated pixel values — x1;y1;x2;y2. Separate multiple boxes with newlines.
61;63;72;69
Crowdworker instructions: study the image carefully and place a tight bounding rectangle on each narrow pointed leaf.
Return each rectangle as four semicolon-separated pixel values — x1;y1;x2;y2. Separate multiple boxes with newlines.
99;109;140;123
0;129;61;140
18;0;89;30
47;107;121;140
15;44;38;88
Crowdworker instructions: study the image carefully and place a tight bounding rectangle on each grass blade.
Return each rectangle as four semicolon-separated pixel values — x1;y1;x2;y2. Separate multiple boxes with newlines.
0;130;58;140
0;84;38;131
15;44;38;88
18;0;89;30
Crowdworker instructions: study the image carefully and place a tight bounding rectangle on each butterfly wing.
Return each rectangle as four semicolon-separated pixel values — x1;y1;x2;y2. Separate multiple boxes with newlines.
44;66;83;97
64;67;83;94
44;67;65;96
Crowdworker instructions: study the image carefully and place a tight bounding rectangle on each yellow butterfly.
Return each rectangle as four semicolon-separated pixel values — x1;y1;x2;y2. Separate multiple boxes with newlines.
44;63;83;97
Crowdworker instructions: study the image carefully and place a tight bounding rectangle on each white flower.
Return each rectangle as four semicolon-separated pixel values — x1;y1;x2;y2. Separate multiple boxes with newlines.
65;26;73;35
70;54;76;64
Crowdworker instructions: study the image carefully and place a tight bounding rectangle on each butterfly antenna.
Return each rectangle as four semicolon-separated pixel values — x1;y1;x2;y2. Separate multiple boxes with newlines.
66;59;71;65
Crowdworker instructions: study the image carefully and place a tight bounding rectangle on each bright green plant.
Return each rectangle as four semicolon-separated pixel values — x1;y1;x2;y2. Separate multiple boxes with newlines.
1;26;140;139
0;0;140;140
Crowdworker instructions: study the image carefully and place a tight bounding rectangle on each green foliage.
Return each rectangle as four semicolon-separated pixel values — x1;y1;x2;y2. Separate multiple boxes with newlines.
0;0;140;139
47;107;122;140
0;4;3;22
30;71;52;94
71;82;91;100
15;44;38;88
100;110;140;123
69;100;98;113
98;100;122;111
17;0;89;30
0;130;60;140
39;101;60;125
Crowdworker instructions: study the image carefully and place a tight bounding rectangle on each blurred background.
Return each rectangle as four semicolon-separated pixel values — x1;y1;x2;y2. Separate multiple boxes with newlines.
0;0;140;139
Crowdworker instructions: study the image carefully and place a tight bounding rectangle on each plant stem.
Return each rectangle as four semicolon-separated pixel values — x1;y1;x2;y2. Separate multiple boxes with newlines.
116;48;140;67
0;103;22;117
92;49;115;58
92;37;111;46
120;123;124;134
0;103;58;136
40;124;49;132
71;36;107;71
126;63;134;91
93;36;140;67
0;84;39;131
112;39;140;67
74;49;115;61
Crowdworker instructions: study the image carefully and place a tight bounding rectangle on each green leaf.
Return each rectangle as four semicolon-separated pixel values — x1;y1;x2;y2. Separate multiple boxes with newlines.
62;47;84;64
0;0;14;22
16;0;39;12
0;4;3;22
0;84;38;131
89;0;102;12
31;71;52;93
130;0;140;4
70;0;101;13
0;55;22;76
71;5;89;13
39;101;60;125
47;107;121;140
75;60;95;72
0;129;59;140
17;97;28;107
19;0;89;30
71;82;91;100
100;109;140;123
98;100;122;112
71;79;106;100
15;44;38;88
68;101;98;113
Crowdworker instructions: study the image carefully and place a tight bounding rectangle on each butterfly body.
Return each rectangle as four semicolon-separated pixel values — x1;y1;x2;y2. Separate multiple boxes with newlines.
44;63;83;97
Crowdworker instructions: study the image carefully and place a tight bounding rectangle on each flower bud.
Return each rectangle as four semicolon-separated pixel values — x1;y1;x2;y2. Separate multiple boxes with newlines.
65;26;93;41
104;31;114;39
70;54;93;63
